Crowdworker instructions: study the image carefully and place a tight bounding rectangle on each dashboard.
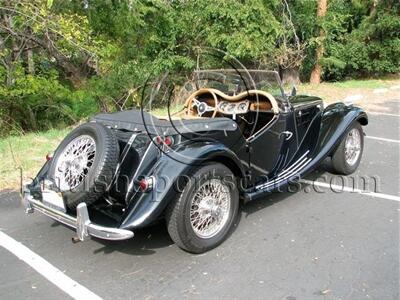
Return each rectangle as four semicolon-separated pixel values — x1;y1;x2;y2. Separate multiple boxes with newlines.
218;100;250;115
185;88;279;119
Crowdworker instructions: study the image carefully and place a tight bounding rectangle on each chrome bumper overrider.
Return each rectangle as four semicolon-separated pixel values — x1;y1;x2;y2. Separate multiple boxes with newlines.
22;185;134;241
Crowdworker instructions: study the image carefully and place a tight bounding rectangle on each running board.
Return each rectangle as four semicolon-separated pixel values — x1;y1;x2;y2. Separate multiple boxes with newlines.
243;151;311;202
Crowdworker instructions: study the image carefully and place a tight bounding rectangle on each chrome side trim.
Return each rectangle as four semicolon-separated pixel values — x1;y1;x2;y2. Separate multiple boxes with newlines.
258;157;311;190
22;185;134;241
255;151;311;191
277;151;309;178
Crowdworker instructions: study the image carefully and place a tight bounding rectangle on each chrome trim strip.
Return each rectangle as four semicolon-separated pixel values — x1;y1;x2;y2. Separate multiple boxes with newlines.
278;151;309;178
256;158;310;190
258;157;311;190
22;186;134;241
255;151;311;190
246;114;279;143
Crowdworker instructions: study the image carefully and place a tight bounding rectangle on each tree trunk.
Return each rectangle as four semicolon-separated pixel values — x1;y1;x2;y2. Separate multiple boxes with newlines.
27;106;38;131
43;32;87;86
369;0;379;17
310;0;328;84
27;48;35;75
1;11;17;87
26;28;35;75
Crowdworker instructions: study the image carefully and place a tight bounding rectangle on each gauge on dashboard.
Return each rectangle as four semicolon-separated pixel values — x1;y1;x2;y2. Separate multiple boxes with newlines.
236;100;250;114
218;100;250;115
238;102;248;112
227;103;236;113
219;102;229;111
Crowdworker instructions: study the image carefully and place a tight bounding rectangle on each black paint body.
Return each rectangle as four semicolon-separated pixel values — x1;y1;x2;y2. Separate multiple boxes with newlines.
30;94;368;231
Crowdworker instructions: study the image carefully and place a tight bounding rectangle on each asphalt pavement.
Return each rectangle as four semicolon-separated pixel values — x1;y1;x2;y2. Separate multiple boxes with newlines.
0;106;399;300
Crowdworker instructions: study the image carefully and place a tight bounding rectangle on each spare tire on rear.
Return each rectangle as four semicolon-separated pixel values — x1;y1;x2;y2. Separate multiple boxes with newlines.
48;122;119;210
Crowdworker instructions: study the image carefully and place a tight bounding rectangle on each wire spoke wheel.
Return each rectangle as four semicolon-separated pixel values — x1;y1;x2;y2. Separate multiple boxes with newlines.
54;135;96;191
190;179;231;239
344;128;361;166
166;163;239;253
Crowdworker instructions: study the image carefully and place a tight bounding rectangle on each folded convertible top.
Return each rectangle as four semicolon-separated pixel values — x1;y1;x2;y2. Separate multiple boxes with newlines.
92;109;239;135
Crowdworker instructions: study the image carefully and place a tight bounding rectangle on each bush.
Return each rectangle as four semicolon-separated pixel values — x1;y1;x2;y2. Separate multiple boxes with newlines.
0;64;99;136
323;1;400;80
1;0;399;137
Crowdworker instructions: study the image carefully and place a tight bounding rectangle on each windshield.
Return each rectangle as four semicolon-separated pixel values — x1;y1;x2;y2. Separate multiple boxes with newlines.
193;69;284;97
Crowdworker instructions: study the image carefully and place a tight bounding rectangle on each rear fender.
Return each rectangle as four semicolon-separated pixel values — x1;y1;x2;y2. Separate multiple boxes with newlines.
119;142;245;230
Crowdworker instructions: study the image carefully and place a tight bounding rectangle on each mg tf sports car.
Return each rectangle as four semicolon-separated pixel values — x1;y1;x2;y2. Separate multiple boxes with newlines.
23;70;368;253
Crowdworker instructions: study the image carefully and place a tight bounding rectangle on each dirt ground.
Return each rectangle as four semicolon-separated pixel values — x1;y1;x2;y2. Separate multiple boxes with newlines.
300;79;400;113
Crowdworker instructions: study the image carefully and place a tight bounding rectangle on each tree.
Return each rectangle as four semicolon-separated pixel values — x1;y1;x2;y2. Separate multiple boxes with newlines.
0;0;104;134
275;0;307;85
322;0;400;80
310;0;328;84
0;0;399;136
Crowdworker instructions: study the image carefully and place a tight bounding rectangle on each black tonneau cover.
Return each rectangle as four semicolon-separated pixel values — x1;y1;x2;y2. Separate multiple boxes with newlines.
92;109;238;135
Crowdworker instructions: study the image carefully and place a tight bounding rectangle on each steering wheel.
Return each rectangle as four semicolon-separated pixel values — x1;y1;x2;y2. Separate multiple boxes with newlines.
186;90;219;118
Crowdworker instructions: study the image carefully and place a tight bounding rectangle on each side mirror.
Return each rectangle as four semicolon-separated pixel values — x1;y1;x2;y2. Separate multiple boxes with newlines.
291;85;297;96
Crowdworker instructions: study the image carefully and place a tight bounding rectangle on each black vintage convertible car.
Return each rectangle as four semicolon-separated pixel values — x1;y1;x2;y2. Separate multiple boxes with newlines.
23;69;368;253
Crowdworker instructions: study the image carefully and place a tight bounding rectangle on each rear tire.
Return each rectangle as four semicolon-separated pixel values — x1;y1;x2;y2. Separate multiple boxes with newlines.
166;163;239;253
331;122;364;175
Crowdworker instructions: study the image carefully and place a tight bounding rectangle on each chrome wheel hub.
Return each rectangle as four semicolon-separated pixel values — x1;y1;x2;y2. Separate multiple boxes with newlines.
190;179;231;238
54;135;96;191
344;128;361;166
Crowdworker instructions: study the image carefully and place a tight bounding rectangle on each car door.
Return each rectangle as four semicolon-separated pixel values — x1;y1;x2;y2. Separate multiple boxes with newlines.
291;96;323;143
248;108;298;181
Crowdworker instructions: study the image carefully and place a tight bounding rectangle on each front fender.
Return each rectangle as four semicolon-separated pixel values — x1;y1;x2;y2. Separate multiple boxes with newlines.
316;103;367;156
244;103;368;201
119;142;245;230
303;103;367;173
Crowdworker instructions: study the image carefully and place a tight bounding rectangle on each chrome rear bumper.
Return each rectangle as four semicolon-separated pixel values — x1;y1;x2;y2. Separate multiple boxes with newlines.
22;185;134;241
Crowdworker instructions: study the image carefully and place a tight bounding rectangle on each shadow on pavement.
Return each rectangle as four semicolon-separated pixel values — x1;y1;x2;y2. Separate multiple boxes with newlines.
91;221;174;256
0;167;329;257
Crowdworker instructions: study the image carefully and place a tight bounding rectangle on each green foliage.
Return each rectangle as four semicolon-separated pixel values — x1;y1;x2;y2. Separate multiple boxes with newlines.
178;0;282;61
0;62;97;135
323;0;400;79
0;0;399;136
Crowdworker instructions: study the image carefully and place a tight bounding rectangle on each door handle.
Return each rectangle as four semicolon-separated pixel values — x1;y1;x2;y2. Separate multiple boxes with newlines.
281;131;293;140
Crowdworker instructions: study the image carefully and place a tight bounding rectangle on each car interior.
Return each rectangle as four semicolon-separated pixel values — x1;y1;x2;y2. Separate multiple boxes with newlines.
159;87;280;139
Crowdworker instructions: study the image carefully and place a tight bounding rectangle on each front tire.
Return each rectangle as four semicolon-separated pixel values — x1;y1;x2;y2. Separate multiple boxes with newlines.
166;163;239;253
331;122;364;175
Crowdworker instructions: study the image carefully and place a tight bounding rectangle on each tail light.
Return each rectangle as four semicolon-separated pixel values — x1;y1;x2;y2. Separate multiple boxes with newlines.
155;135;163;145
154;135;174;147
139;176;155;192
164;136;173;146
